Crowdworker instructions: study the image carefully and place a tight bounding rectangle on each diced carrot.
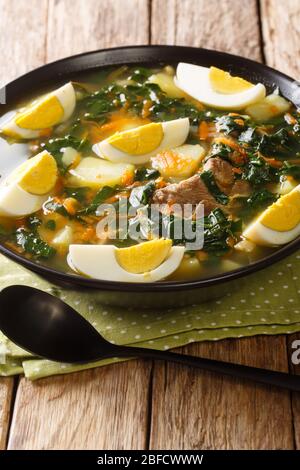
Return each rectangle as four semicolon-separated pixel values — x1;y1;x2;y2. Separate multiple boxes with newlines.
198;121;209;140
155;177;167;189
81;226;96;242
214;136;246;155
121;169;134;187
261;156;283;168
39;128;53;138
15;218;26;228
232;167;243;174
142;100;153;119
284;113;297;125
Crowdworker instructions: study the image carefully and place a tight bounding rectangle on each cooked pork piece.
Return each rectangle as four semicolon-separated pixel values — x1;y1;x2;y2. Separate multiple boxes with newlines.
152;174;222;215
203;157;234;194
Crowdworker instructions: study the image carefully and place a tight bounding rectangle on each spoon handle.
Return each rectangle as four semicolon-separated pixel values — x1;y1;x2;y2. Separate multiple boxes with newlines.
116;346;300;391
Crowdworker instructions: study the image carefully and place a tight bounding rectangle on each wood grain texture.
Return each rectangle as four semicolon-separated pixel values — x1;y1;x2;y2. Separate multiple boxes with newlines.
261;0;300;78
287;333;300;450
6;0;153;451
150;337;294;450
0;378;15;449
8;361;152;450
46;0;149;62
151;0;261;60
0;0;48;87
150;0;294;451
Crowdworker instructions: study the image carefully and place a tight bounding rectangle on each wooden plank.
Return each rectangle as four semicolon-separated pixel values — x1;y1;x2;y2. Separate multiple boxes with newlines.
0;0;48;87
286;333;300;450
7;0;153;451
261;0;300;78
150;337;294;450
150;0;294;450
151;0;261;60
0;0;48;450
46;0;149;62
8;361;152;450
260;0;300;448
0;378;15;450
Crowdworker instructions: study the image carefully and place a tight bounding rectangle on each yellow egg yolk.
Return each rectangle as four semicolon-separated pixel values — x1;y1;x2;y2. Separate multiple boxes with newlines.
260;189;300;231
108;122;164;155
209;66;254;94
115;238;172;274
8;150;58;195
15;95;64;129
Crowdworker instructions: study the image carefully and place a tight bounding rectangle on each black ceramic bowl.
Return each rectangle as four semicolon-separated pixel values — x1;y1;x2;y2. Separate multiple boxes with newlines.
1;45;300;308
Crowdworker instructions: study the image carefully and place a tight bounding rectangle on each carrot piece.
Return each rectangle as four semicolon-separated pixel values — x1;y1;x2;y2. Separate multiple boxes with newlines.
214;136;246;155
81;226;96;242
198;121;209;140
261;156;283;168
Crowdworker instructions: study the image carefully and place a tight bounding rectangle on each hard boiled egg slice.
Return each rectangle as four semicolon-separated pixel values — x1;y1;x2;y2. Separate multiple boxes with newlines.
151;144;205;179
1;83;76;139
92;118;190;164
243;185;300;246
0;150;58;217
67;239;185;282
175;63;266;110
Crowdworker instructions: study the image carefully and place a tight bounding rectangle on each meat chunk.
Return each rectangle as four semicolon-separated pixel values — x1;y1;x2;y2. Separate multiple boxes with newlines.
203;157;234;194
152;174;222;215
230;179;251;197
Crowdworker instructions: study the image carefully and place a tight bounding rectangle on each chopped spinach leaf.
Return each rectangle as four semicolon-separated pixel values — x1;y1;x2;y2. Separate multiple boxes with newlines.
41;135;90;173
129;182;155;208
242;156;279;187
279;161;300;180
215;115;247;135
64;187;89;203
238;189;278;219
200;171;229;205
27;216;42;231
257;128;300;159
134;167;160;182
43;199;69;217
203;209;238;255
209;142;232;161
79;186;115;215
14;228;56;259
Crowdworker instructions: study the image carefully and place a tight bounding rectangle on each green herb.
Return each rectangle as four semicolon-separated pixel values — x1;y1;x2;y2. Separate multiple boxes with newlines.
64;187;89;203
203;209;236;254
242;156;279;187
79;186;115;215
209;142;232;161
41;135;90;173
14;228;56;259
128;67;152;83
129;182;155;208
257;128;300;159
45;220;56;231
238;189;278;219
134;167;160;182
238;127;260;146
215;115;247;135
43;199;69;217
279;161;300;180
26;216;42;230
200;171;229;205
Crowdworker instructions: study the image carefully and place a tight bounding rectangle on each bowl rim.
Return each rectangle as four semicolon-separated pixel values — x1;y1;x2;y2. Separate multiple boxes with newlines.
1;44;300;293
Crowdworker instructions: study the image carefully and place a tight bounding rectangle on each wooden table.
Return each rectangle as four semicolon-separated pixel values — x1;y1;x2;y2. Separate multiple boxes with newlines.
1;0;300;450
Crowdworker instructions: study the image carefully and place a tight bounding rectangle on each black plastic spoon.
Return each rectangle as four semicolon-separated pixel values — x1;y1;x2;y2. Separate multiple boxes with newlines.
0;285;299;391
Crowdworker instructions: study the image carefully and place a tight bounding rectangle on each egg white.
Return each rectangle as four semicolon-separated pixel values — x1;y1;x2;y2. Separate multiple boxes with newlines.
175;63;266;110
0;183;47;217
0;82;76;139
92;118;190;164
68;244;185;282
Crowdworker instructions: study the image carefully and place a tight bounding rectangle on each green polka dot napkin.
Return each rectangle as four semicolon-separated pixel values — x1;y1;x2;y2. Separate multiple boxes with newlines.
1;252;300;380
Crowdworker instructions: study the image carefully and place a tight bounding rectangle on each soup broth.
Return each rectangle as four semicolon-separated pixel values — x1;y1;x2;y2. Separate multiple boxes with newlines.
0;64;299;282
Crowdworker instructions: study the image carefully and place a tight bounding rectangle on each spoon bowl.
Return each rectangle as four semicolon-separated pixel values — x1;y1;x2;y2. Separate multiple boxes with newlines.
1;285;300;392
